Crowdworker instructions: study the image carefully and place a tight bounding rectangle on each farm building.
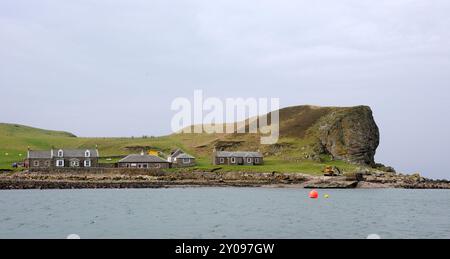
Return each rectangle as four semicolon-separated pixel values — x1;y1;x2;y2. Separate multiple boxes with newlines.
213;151;264;166
26;148;99;169
168;149;196;167
118;152;170;169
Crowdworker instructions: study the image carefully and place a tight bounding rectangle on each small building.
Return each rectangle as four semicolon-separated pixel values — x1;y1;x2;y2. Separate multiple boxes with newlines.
168;149;196;167
118;153;170;169
213;151;264;166
26;148;99;169
148;150;159;156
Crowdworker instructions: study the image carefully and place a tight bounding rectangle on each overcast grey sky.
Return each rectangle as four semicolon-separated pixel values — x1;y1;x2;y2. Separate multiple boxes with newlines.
1;0;450;178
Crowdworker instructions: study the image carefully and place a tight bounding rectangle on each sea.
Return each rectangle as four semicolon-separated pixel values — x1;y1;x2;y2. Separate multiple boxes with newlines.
0;188;449;239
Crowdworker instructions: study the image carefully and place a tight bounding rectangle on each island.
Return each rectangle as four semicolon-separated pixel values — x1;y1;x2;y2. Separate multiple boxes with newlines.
1;105;449;189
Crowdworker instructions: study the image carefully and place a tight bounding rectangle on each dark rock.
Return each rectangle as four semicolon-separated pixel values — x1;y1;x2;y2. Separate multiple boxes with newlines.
317;106;379;166
304;180;359;189
374;163;396;173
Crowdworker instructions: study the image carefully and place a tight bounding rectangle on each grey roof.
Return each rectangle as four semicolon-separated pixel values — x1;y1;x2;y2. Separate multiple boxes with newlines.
169;149;195;159
53;149;99;158
28;151;52;159
175;153;195;159
215;151;263;158
119;154;169;163
170;149;183;157
28;149;99;159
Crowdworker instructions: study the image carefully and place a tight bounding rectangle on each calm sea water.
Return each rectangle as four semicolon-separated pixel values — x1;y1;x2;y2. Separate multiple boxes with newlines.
0;188;449;239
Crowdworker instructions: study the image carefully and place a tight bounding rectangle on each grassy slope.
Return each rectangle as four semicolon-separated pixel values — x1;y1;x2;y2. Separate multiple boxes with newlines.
0;126;357;175
0;105;364;174
0;123;189;167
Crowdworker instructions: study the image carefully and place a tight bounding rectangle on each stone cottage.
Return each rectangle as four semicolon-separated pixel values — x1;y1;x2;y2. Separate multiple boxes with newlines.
213;151;264;166
26;148;99;169
168;149;196;167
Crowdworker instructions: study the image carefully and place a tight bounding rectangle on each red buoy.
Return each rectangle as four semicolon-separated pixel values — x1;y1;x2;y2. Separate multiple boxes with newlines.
309;190;319;199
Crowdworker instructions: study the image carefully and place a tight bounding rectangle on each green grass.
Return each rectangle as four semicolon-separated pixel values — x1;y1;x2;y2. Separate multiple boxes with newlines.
185;156;357;175
0;123;359;174
0;123;192;168
0;150;26;169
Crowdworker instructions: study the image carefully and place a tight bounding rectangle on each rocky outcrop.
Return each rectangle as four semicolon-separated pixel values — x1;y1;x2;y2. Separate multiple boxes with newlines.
0;170;449;189
360;171;450;189
263;105;380;166
315;106;379;166
0;170;311;190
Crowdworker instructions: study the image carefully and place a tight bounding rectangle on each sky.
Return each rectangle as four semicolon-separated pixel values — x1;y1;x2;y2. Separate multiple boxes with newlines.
1;0;450;178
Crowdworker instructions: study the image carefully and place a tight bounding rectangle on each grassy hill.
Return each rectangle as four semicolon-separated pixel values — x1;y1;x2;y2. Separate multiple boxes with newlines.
0;105;380;174
0;123;191;168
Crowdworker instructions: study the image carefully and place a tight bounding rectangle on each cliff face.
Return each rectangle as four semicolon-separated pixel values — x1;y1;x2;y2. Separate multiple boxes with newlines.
276;105;380;166
315;106;380;166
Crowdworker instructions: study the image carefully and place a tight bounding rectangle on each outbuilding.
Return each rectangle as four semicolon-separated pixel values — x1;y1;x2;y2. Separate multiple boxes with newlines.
168;149;196;167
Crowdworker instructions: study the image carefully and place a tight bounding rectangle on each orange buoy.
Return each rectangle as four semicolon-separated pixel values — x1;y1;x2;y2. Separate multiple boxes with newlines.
309;190;319;199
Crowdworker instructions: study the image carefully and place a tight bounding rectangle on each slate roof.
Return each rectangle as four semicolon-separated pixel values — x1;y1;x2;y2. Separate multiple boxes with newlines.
28;151;52;159
54;149;99;158
169;149;195;159
28;149;99;159
170;149;183;157
119;154;169;163
215;151;263;158
175;153;195;159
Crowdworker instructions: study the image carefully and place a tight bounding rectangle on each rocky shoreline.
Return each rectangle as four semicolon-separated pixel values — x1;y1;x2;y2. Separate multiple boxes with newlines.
0;169;449;190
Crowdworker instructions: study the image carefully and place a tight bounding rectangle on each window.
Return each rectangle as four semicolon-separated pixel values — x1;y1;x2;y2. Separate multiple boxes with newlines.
85;150;91;157
56;160;64;167
45;161;50;167
156;164;161;168
219;158;225;164
58;150;64;157
255;158;260;163
84;160;91;167
230;157;236;163
183;158;190;164
33;161;39;167
247;158;253;164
